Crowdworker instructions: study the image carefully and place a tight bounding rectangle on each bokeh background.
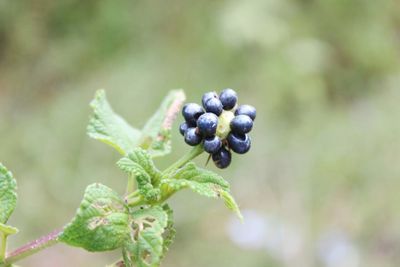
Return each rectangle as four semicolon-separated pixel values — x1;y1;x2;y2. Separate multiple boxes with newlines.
1;1;400;266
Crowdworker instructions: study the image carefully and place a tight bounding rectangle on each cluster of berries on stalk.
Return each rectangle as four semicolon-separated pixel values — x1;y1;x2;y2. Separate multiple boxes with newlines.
180;89;256;169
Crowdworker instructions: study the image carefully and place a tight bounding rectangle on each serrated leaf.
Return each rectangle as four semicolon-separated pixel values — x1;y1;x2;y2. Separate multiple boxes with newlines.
0;163;17;224
161;163;242;219
173;162;229;189
87;90;141;155
124;206;168;267
59;183;129;252
140;90;185;158
117;149;161;201
161;204;175;256
219;190;243;221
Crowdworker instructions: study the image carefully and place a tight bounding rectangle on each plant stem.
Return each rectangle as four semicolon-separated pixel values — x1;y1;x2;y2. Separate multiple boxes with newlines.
0;230;61;267
0;233;6;262
162;145;204;176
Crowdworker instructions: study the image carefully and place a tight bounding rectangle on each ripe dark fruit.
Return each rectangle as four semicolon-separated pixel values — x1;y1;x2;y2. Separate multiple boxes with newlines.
220;89;238;110
203;98;223;116
203;136;222;154
227;133;251;154
184;127;202;146
212;146;232;169
235;105;256;121
179;122;190;136
197;113;218;137
182;103;205;125
230;114;253;134
202;91;218;107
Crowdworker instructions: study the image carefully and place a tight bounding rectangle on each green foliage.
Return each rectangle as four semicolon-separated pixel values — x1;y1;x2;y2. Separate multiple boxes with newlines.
0;164;17;224
87;90;141;155
0;164;18;238
59;183;130;252
123;206;169;267
161;204;175;257
161;162;242;219
140;90;185;157
117;149;162;202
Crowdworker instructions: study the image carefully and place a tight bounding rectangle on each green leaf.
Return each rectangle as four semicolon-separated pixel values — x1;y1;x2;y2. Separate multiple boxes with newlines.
124;206;168;267
59;183;130;252
117;149;161;201
140;90;185;157
161;163;242;219
87;90;141;155
0;163;17;224
161;204;175;256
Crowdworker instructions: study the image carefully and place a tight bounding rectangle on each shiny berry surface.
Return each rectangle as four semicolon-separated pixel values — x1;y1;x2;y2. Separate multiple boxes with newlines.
212;146;232;169
227;133;251;154
230;114;253;135
235;104;256;121
197;113;218;137
219;88;238;110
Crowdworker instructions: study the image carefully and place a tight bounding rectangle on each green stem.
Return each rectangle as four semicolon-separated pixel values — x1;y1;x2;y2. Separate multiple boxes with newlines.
162;145;204;176
0;230;61;267
0;233;6;262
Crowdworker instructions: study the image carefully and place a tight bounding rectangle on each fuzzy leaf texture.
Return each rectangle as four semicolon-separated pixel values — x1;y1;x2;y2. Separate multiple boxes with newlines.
161;163;242;220
123;206;169;267
140;90;185;157
59;183;130;252
87;90;141;155
161;204;175;257
117;149;161;201
0;164;17;225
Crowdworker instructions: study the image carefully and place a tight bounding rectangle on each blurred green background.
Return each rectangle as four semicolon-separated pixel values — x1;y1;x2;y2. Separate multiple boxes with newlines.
1;0;400;266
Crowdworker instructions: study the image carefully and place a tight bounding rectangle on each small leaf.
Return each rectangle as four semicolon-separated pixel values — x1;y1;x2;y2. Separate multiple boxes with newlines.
0;163;17;224
140;90;185;157
161;163;242;219
87;90;141;155
59;183;130;252
124;206;168;267
117;149;161;201
219;190;243;221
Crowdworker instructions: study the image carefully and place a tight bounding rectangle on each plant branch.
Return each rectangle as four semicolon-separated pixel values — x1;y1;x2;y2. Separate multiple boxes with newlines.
162;145;204;176
0;229;61;266
0;233;6;262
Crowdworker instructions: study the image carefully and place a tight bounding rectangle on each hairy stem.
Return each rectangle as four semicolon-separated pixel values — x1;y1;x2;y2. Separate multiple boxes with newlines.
0;230;61;266
162;145;204;176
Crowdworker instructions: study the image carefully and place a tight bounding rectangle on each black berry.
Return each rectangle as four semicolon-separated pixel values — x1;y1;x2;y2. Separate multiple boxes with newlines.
184;128;202;146
227;133;251;154
235;105;256;121
179;122;190;136
182;103;205;125
202;92;218;107
203;136;222;154
230;114;253;135
212;146;232;169
203;98;223;116
220;89;238;110
197;113;218;137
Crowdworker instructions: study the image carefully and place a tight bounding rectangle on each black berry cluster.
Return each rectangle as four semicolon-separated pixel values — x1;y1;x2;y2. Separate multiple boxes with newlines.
179;89;256;169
